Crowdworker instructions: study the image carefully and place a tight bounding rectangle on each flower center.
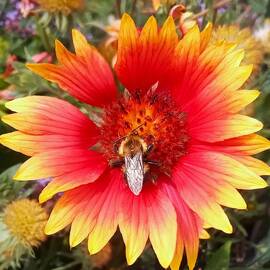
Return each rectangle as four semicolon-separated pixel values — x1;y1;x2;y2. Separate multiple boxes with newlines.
100;91;189;180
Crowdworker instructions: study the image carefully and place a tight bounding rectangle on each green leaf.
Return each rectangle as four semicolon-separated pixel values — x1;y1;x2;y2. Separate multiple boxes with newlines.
0;78;9;90
205;241;232;270
248;0;268;14
0;164;20;180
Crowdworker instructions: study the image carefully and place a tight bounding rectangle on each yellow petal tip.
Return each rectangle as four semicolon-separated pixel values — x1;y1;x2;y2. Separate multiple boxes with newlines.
39;192;52;204
121;12;131;20
69;237;80;248
126;252;137;265
44;224;54;235
13;171;24;181
88;245;98;255
25;62;37;71
225;225;233;234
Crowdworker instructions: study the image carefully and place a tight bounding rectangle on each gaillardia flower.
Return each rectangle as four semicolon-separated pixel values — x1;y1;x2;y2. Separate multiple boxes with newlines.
1;14;270;269
211;25;263;75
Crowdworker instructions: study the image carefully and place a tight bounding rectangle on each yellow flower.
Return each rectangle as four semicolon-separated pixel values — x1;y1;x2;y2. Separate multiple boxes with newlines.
35;0;84;15
211;25;263;74
3;199;48;248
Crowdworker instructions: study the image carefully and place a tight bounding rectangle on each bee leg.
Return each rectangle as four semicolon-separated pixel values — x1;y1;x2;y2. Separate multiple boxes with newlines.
113;143;119;154
144;159;160;166
145;144;154;156
110;159;124;167
151;175;158;185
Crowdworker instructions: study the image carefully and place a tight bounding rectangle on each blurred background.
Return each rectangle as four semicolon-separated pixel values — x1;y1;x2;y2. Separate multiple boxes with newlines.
1;0;270;269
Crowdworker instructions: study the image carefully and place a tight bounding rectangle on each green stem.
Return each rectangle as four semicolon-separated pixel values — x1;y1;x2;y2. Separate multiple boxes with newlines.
35;18;52;52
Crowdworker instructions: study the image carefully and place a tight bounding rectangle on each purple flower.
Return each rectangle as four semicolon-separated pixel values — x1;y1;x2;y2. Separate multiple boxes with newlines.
0;0;35;36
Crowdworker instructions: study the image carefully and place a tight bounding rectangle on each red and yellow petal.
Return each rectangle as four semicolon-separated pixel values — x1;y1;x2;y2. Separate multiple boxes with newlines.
231;155;270;176
172;24;201;101
192;137;270;176
115;13;178;95
38;164;108;203
170;233;184;270
14;148;106;180
189;114;263;142
119;188;149;265
173;167;233;233
0;96;98;156
163;181;201;270
170;24;261;143
27;30;117;107
46;169;123;251
200;22;213;52
178;149;267;191
45;186;90;234
119;180;177;268
87;169;123;254
196;134;270;156
173;149;267;232
144;183;177;268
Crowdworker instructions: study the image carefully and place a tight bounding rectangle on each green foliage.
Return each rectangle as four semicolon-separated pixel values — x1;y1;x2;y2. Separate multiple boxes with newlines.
0;165;25;208
205;241;232;270
5;62;52;95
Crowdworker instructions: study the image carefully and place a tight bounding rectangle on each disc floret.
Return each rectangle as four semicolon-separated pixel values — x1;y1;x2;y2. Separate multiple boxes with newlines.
100;91;189;176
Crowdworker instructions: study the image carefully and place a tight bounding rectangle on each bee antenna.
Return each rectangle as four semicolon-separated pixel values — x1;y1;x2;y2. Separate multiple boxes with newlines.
113;124;144;145
130;123;144;134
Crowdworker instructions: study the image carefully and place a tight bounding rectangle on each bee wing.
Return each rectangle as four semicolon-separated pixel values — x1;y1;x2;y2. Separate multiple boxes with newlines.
125;152;144;195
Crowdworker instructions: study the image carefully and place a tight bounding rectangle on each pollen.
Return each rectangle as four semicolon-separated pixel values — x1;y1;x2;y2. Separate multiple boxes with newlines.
3;199;48;248
100;91;189;175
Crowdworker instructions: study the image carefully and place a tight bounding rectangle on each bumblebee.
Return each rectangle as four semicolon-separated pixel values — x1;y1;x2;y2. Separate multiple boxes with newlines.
111;134;158;195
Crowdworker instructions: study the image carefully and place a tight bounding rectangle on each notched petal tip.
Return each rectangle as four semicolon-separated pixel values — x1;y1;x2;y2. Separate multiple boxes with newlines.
126;251;138;265
71;29;90;55
3;98;18;111
186;23;200;35
13;170;27;181
160;15;177;39
255;119;264;131
146;15;157;24
71;28;84;39
44;222;57;235
54;39;63;50
224;224;233;234
25;62;38;70
1;114;10;125
39;190;52;204
87;240;100;255
235;200;247;210
121;12;133;21
69;223;85;248
0;133;12;149
12;161;38;181
250;89;260;99
25;62;57;81
239;64;253;82
200;229;210;239
205;22;213;30
254;178;269;189
120;13;137;32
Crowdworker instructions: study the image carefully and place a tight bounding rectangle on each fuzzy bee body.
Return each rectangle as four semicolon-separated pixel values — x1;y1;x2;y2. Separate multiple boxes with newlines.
124;152;144;195
118;135;148;196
